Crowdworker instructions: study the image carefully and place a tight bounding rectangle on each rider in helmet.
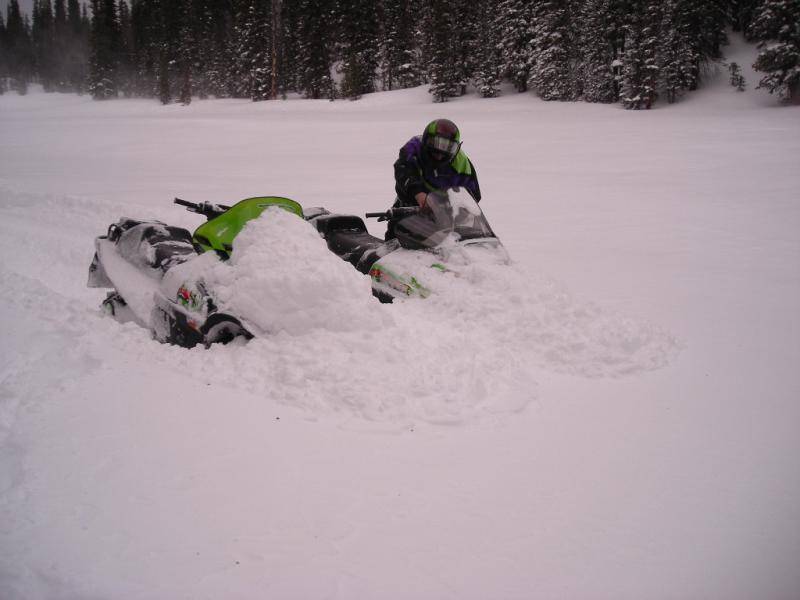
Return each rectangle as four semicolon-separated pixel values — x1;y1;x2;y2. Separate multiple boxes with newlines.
387;118;481;239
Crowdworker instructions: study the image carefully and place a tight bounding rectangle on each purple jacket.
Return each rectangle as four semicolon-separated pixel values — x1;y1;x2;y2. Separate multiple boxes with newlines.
393;136;481;206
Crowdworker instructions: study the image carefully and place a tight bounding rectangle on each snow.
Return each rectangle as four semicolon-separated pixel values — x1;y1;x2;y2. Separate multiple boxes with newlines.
1;37;800;599
204;207;387;337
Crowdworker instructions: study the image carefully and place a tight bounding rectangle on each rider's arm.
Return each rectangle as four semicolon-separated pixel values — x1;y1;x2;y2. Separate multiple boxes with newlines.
467;159;482;202
394;143;428;205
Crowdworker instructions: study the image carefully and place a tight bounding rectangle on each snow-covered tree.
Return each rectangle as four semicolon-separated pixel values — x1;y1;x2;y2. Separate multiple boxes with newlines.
0;11;6;94
728;61;746;90
380;0;422;91
337;0;380;99
89;0;122;99
294;0;335;99
658;0;696;103
576;0;620;103
472;0;504;98
453;0;481;95
425;0;460;101
498;0;533;93
4;0;34;93
232;0;274;101
195;0;236;99
32;0;56;90
620;0;661;109
66;0;89;93
749;0;800;103
682;0;728;90
732;0;761;35
529;0;576;101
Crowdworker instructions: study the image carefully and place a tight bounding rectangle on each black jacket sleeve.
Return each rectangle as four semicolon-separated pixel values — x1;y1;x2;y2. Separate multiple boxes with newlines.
394;151;428;205
467;159;482;202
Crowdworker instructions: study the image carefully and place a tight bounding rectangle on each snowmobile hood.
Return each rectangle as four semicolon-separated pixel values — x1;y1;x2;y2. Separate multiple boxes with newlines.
193;196;304;258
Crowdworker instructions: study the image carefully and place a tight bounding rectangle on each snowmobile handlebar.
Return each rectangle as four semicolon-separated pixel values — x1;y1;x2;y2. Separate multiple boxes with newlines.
174;198;231;220
365;206;420;222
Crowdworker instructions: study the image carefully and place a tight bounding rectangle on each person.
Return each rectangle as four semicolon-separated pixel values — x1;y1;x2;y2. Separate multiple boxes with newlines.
387;118;481;239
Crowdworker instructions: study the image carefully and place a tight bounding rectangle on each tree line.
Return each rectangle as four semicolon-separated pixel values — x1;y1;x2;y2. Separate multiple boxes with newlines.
1;0;798;105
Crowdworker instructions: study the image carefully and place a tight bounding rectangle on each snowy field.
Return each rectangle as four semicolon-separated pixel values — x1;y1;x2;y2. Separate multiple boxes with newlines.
1;39;799;599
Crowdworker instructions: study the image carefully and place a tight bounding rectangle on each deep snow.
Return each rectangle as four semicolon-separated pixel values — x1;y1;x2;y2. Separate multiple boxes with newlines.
1;37;799;599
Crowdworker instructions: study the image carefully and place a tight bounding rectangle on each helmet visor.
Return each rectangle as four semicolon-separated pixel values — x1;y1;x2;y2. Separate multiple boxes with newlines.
427;135;460;159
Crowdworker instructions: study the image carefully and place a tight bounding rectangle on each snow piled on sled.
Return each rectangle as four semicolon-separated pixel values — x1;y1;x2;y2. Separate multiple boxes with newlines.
203;207;388;336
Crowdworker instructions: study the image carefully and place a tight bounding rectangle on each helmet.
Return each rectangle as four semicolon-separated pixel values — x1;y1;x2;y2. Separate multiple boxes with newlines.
422;119;461;165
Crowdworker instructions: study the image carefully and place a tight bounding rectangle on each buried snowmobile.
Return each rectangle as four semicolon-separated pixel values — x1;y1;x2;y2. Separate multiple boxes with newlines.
307;187;510;302
88;196;304;348
88;188;508;348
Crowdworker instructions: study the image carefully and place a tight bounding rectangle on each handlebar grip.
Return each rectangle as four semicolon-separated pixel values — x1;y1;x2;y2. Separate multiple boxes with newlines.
174;198;197;209
365;212;386;219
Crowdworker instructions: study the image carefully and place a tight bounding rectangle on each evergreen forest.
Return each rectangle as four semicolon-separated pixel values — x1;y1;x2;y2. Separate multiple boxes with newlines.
1;0;798;106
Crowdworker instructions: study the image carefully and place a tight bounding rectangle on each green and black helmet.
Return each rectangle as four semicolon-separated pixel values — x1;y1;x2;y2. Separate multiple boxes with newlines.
422;118;462;165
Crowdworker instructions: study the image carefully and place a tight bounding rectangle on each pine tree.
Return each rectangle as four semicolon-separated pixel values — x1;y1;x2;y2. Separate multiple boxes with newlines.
89;0;122;98
577;0;620;103
454;0;480;95
5;0;35;93
117;0;136;96
33;0;57;90
749;0;800;103
51;0;69;90
732;0;761;36
129;0;159;97
529;0;576;101
728;61;746;90
472;0;504;98
66;0;89;92
498;0;533;93
157;46;170;103
426;0;460;101
186;0;234;99
338;0;380;99
380;0;422;91
0;11;6;94
176;0;197;104
620;0;661;109
682;0;728;90
294;0;335;99
232;0;273;101
159;0;187;104
658;0;696;103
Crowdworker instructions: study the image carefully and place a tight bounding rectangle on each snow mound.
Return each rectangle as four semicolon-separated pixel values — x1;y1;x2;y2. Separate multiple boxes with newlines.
200;207;390;336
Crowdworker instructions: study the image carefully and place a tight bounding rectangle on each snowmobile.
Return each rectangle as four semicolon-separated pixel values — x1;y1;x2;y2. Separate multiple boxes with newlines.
306;187;510;303
87;196;304;348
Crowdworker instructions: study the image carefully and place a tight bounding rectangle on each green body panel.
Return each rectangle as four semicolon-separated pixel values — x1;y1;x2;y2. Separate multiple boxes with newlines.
193;197;303;256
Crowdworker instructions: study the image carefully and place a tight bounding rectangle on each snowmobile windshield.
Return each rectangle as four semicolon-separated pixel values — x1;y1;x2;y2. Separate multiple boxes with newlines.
395;189;495;250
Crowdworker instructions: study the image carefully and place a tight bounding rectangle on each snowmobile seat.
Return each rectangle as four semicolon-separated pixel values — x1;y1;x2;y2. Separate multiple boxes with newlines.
114;220;197;273
312;213;386;274
327;230;388;273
